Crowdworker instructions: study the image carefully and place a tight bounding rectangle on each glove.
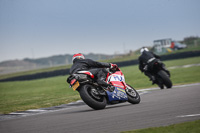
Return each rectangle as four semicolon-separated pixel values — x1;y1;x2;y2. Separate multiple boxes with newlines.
143;65;148;71
110;63;118;69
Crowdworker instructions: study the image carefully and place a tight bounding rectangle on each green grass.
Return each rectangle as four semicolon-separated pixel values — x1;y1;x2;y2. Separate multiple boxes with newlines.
0;76;80;114
164;56;200;67
0;56;200;114
121;120;200;133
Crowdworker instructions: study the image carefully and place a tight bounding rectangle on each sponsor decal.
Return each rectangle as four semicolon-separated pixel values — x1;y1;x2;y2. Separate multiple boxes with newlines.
111;87;127;99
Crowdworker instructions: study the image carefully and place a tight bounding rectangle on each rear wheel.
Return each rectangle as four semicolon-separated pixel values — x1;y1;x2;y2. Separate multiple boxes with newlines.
157;70;172;88
126;84;140;104
79;84;106;110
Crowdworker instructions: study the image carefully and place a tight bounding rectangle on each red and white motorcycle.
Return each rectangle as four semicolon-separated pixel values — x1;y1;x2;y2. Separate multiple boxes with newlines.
67;67;140;110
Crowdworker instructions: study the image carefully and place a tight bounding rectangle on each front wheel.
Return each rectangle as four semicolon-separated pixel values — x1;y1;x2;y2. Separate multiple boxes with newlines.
126;84;140;104
78;84;106;110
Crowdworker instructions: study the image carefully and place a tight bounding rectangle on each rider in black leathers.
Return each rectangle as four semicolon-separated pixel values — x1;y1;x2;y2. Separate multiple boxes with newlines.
69;53;117;91
138;47;161;84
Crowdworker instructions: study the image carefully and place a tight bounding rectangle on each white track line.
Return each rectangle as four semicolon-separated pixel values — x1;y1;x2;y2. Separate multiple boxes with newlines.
168;63;200;69
177;114;200;118
27;109;47;112
9;112;28;115
138;83;200;92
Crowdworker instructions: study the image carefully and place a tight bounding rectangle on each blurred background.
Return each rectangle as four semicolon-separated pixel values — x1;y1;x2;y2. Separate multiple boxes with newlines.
0;0;200;75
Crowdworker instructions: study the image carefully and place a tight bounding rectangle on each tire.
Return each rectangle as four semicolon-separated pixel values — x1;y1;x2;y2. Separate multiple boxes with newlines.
126;84;140;104
78;84;106;110
157;70;172;88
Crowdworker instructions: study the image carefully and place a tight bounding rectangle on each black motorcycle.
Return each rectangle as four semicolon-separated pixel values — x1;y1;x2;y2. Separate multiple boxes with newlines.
144;60;172;89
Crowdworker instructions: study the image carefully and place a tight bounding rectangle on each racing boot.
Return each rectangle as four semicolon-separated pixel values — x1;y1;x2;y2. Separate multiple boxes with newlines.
158;83;164;89
145;72;156;85
111;85;116;92
97;77;115;92
107;85;115;92
150;75;156;85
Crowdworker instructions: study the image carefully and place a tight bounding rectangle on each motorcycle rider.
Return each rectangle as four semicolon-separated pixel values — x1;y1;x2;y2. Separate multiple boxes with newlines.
69;53;117;91
138;47;161;84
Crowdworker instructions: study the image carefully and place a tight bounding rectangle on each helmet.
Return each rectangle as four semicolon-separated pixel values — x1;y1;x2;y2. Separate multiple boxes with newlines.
72;53;85;62
140;47;149;54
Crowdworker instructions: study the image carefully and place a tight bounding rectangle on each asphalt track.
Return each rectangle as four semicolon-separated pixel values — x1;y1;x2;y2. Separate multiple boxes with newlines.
0;83;200;133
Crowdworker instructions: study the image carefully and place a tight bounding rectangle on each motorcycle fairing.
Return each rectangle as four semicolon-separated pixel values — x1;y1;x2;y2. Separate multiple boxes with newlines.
77;71;94;78
106;87;128;102
106;71;126;89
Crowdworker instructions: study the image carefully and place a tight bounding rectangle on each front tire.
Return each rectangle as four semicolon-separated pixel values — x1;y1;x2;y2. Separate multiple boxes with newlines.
78;84;106;110
157;70;172;88
126;84;140;104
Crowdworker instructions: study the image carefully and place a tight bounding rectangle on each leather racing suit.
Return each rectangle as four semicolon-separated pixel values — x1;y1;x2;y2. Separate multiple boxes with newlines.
70;58;112;88
138;50;160;82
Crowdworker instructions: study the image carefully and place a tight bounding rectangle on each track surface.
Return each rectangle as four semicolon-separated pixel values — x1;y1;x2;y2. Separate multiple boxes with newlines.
0;84;200;133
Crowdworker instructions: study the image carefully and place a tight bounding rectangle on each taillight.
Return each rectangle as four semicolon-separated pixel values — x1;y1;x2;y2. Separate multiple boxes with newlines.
70;79;76;85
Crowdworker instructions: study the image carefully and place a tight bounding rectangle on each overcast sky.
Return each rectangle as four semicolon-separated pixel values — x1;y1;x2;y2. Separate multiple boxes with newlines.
0;0;200;62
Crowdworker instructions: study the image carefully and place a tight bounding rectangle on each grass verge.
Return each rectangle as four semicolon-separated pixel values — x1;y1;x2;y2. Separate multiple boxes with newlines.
121;120;200;133
0;56;200;114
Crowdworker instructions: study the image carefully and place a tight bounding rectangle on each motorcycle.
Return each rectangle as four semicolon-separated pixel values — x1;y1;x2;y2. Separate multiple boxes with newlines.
67;67;140;110
144;60;172;89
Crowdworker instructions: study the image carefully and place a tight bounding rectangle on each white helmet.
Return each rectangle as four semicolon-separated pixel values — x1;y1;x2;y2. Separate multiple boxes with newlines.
140;47;149;54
